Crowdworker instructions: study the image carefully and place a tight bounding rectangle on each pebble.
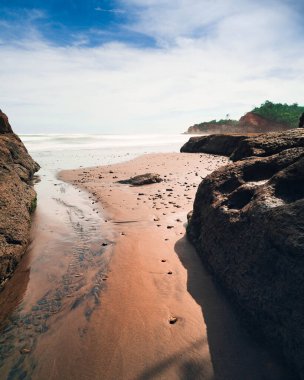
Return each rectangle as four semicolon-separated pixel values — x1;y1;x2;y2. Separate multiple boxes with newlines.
169;316;178;324
20;348;31;354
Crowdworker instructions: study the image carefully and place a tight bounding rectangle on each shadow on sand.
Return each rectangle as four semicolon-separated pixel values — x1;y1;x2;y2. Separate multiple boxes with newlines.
136;338;212;380
136;235;298;380
172;235;298;380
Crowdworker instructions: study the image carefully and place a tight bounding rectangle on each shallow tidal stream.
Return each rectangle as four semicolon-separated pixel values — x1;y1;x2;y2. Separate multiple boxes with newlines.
0;166;113;379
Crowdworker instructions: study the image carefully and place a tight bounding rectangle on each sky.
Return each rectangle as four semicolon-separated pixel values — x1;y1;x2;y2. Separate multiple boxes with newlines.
0;0;304;134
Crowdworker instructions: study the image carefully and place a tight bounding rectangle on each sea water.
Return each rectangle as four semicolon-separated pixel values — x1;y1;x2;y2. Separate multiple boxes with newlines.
21;133;195;172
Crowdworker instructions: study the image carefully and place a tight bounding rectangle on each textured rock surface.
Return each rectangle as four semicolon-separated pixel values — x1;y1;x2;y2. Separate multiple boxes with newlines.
231;128;304;161
180;134;247;156
0;111;39;289
187;141;304;377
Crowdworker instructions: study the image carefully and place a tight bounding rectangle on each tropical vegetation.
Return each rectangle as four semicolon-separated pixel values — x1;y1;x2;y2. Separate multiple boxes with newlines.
251;101;304;128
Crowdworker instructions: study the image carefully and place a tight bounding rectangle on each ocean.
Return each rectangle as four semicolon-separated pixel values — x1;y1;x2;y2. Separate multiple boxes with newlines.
20;133;194;172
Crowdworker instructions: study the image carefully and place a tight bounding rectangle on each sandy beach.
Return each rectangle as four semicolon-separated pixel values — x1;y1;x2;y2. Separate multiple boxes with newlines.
59;152;292;380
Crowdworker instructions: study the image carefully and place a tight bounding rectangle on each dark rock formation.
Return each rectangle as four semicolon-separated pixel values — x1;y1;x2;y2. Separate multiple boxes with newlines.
180;134;247;156
0;111;39;289
0;110;13;134
299;113;304;128
231;128;304;161
187;133;304;376
119;173;162;186
181;129;304;164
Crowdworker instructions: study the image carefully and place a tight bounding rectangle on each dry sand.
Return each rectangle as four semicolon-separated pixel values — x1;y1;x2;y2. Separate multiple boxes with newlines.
59;152;292;380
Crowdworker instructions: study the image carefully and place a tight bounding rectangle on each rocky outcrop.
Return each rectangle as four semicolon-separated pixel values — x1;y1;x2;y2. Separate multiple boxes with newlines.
187;129;304;377
0;111;39;290
231;128;304;161
0;111;13;134
181;129;304;163
180;134;248;156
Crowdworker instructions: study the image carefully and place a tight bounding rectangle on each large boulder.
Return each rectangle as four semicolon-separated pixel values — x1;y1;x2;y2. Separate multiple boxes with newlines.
187;144;304;377
0;111;39;289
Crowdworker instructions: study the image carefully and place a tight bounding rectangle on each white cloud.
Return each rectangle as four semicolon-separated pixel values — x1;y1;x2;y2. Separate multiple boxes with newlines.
0;0;304;133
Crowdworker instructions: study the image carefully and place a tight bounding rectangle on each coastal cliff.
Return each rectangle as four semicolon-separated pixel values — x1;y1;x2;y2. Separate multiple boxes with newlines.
186;112;289;134
186;128;304;377
0;111;40;289
186;101;304;134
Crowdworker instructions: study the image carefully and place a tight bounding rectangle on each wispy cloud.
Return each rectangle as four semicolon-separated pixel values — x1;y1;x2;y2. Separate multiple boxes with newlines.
0;0;303;133
95;7;126;14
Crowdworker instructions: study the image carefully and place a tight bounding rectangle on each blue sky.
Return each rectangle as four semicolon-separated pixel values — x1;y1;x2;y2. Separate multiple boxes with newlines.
0;0;155;47
0;0;304;133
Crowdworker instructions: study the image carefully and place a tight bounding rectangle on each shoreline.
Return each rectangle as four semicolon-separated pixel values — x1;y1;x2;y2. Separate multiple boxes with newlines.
59;152;292;380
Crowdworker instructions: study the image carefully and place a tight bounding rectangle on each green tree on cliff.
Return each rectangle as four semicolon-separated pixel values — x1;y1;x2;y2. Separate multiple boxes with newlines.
252;101;304;128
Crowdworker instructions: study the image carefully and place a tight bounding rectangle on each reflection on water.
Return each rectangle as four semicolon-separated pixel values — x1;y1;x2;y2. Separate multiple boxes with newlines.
0;169;114;379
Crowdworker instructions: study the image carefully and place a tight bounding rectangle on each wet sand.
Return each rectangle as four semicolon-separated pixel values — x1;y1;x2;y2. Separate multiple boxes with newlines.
0;172;114;380
60;152;294;380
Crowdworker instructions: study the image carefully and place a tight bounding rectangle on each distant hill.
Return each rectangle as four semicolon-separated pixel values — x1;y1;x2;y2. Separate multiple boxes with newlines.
186;101;304;134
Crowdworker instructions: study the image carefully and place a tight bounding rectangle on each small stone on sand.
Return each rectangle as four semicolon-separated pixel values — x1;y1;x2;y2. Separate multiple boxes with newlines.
169;316;178;324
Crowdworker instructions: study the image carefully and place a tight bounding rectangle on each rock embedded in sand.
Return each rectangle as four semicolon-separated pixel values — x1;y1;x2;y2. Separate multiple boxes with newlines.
119;173;162;186
187;130;304;377
169;316;178;324
0;111;40;290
